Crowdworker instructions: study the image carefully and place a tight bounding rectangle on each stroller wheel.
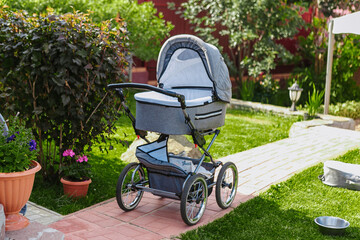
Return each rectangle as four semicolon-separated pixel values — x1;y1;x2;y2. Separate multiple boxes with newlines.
116;162;145;211
215;162;238;209
180;174;208;226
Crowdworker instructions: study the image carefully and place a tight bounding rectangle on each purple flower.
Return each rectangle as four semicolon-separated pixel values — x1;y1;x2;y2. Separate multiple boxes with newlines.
63;149;75;157
6;134;16;143
28;139;37;151
6;131;20;143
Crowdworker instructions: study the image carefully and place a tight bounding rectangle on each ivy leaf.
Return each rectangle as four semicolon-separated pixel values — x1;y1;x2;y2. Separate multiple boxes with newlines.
32;35;40;41
84;63;93;70
33;107;43;115
61;94;71;106
72;58;82;66
51;77;65;87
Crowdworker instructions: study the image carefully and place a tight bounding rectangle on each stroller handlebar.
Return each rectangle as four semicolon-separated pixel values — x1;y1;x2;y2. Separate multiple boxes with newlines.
108;83;204;146
107;83;186;109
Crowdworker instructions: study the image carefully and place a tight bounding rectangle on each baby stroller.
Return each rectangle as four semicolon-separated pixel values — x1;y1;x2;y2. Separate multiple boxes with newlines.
108;34;238;225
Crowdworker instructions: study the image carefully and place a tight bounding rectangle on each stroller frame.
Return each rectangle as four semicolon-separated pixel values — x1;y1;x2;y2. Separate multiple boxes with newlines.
108;83;238;225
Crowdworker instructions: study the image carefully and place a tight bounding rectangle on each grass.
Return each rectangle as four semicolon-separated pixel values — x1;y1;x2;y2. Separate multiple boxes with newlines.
180;149;360;240
30;108;299;215
209;109;300;159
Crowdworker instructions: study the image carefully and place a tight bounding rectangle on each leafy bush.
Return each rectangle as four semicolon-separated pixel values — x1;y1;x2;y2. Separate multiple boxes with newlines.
3;0;173;61
291;5;360;106
177;0;303;98
328;101;360;119
0;116;38;173
0;7;127;180
330;35;360;103
252;76;288;106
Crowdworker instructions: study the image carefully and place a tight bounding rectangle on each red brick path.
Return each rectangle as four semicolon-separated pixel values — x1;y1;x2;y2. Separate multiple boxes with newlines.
50;193;253;240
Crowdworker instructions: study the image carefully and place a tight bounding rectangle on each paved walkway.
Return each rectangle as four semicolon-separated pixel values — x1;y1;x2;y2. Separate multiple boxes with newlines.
227;125;360;196
5;125;360;240
52;126;360;239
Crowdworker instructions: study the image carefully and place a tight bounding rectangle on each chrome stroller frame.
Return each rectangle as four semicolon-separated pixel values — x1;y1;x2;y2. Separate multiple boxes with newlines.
108;83;238;225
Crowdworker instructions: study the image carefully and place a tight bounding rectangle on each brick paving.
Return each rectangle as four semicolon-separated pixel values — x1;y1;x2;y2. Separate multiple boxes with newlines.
6;125;360;240
48;193;252;240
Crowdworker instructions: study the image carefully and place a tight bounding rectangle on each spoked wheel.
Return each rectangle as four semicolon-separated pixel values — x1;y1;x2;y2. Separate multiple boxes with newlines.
216;162;238;209
180;174;208;226
116;162;145;211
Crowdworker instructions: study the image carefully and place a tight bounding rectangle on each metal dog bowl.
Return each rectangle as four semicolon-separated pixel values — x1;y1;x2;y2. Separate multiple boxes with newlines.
315;216;350;236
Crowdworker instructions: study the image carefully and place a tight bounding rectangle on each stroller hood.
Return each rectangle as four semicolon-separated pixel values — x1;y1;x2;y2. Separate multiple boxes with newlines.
156;34;232;103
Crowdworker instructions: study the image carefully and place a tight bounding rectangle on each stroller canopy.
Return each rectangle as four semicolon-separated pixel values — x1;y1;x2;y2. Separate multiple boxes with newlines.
156;34;231;103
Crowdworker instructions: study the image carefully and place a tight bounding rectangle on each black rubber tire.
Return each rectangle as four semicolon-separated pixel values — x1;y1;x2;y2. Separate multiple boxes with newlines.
180;174;208;226
116;162;145;211
215;162;238;209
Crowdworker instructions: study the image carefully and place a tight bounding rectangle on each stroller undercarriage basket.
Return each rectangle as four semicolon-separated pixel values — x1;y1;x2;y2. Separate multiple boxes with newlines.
108;34;238;225
136;138;215;198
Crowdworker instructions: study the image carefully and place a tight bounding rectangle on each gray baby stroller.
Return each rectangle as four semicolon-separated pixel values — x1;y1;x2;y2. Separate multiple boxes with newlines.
108;34;238;225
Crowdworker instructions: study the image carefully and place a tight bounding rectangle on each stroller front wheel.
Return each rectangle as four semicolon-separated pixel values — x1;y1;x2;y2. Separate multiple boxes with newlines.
116;162;145;211
215;162;238;209
180;174;208;226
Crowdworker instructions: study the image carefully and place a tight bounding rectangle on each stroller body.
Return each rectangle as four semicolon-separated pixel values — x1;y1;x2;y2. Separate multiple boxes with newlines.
108;34;238;225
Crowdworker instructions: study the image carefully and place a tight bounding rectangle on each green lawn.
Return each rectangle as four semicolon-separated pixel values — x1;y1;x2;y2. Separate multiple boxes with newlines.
180;149;360;240
30;108;299;215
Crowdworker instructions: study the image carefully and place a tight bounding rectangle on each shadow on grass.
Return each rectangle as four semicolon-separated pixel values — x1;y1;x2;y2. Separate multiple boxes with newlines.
181;197;360;240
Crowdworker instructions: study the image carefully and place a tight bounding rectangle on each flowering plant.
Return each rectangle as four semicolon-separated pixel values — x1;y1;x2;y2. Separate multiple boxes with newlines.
0;117;38;173
60;149;91;182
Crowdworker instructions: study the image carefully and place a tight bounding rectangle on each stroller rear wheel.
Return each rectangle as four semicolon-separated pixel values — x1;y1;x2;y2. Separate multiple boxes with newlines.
215;162;238;209
180;174;208;226
116;162;145;211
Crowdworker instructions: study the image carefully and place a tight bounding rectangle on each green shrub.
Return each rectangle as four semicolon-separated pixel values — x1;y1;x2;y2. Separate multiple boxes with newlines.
328;100;360;119
330;35;360;103
252;76;284;106
3;0;173;61
291;14;360;106
177;0;303;99
0;7;128;180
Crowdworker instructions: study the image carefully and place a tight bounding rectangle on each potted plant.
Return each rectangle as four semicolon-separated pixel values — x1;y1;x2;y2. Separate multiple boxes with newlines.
0;116;40;231
60;149;92;198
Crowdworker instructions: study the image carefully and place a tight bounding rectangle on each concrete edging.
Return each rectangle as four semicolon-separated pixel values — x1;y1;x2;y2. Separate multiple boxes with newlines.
229;98;356;136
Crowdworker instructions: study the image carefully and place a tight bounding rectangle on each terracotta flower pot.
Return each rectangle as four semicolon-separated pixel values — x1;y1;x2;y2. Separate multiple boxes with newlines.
0;160;41;231
60;177;91;198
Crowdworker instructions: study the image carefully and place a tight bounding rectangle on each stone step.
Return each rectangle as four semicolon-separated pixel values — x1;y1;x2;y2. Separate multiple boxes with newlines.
4;202;64;240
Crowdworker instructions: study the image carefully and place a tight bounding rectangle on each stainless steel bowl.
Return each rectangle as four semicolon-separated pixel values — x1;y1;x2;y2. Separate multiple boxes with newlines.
315;216;350;236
